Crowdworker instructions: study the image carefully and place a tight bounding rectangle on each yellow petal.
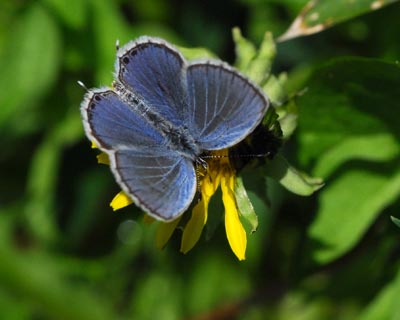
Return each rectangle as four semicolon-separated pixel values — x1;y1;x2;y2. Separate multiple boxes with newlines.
203;173;220;198
180;165;221;254
110;191;133;211
222;173;247;261
96;152;110;165
180;199;208;254
156;217;182;249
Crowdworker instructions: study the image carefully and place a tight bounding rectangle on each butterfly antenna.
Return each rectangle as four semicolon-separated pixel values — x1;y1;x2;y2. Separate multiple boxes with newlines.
232;153;272;159
77;80;89;92
202;152;271;159
194;158;208;202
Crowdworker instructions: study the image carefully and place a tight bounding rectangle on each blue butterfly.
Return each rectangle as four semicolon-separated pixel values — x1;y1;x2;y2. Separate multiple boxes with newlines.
80;37;269;221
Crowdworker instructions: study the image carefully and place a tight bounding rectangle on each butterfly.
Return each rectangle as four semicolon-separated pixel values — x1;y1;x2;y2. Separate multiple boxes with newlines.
80;36;270;221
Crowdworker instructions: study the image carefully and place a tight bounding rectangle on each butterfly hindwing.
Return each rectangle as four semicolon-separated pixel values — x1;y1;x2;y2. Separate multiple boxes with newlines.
111;149;196;220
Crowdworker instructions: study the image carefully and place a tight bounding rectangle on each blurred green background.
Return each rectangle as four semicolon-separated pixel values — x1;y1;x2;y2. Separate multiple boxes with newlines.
1;0;400;319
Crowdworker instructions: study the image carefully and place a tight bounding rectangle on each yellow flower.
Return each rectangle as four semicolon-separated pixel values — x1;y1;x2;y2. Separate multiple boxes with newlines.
92;141;248;260
179;149;247;260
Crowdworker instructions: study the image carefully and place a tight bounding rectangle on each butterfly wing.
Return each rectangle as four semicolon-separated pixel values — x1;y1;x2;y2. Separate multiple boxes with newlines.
81;89;165;150
186;61;269;150
81;89;196;221
112;149;196;221
115;37;188;127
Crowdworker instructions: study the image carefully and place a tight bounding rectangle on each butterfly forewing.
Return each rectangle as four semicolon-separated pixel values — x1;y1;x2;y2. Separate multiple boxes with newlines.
82;89;167;150
116;38;189;127
186;61;269;150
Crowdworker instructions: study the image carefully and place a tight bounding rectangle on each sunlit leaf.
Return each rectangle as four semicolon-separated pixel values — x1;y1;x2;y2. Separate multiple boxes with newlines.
278;0;400;41
313;134;399;178
391;216;400;228
235;176;258;233
264;155;324;196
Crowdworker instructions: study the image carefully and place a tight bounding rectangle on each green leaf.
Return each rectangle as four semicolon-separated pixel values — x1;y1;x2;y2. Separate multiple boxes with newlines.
131;272;183;320
90;0;132;84
313;134;399;178
279;0;400;41
234;29;276;85
297;57;400;264
235;176;258;233
264;155;324;196
0;224;116;320
297;57;400;176
179;46;216;60
42;0;87;28
25;108;83;242
0;3;60;131
391;216;400;228
262;73;288;108
358;268;400;320
309;169;400;264
232;27;257;72
263;74;299;139
232;29;298;140
187;253;250;314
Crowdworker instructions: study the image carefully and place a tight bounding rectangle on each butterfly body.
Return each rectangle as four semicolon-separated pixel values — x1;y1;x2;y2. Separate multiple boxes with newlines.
81;36;269;221
113;80;201;160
